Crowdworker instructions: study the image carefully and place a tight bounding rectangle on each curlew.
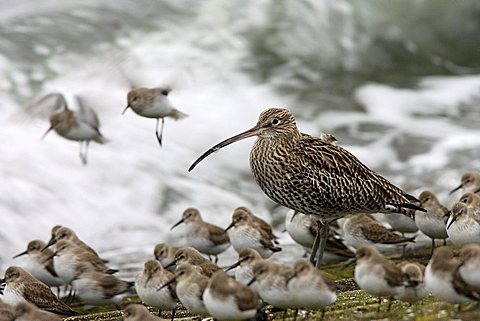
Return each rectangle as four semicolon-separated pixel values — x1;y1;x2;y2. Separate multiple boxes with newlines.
189;108;424;267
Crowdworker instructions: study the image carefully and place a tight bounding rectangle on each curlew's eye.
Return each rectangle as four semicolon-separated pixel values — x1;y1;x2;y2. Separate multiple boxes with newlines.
271;118;280;125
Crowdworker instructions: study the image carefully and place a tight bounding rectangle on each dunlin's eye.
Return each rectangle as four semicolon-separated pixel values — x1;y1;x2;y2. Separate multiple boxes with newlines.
271;118;280;125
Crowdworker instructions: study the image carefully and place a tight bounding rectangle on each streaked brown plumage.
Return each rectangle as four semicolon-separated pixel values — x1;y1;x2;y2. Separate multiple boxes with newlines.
0;266;78;316
189;108;423;266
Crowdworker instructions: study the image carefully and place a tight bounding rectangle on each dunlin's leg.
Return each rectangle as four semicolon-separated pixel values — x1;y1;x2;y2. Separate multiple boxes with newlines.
155;118;165;146
293;309;298;321
314;223;329;269
318;309;325;321
377;297;381;312
170;307;176;321
387;297;393;311
430;238;435;257
443;238;446;246
84;141;90;164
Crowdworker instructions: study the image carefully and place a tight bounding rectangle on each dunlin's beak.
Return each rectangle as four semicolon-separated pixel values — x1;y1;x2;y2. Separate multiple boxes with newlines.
223;222;235;234
224;260;241;272
43;251;58;263
164;261;176;270
285;272;298;285
41;126;53;140
12;250;28;259
447;208;464;229
475;187;480;194
0;278;5;284
170;218;184;230
247;277;257;286
188;124;264;172
41;238;56;252
158;276;176;291
449;184;463;195
122;105;130;115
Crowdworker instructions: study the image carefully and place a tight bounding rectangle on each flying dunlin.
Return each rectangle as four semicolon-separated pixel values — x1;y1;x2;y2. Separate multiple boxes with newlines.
41;93;108;165
189;108;423;268
123;87;187;146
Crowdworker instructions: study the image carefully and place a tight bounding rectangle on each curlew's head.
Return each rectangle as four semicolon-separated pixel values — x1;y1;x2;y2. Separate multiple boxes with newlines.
189;108;299;171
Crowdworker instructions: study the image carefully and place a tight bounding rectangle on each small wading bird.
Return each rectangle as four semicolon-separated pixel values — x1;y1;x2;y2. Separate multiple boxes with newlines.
40;93;108;165
189;108;424;268
122;87;188;146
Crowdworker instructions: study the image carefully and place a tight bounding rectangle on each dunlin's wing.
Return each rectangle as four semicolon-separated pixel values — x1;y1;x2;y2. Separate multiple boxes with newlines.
26;93;67;118
23;282;78;315
382;261;406;287
96;273;132;298
75;95;100;129
452;267;480;300
206;223;230;245
360;221;415;244
232;279;260;311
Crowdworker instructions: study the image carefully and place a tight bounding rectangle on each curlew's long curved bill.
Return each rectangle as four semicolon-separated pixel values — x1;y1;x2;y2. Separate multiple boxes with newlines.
188;125;263;172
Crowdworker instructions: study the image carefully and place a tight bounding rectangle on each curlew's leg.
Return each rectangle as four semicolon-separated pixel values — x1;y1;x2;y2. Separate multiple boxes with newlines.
155;118;165;147
309;221;322;265
314;223;329;269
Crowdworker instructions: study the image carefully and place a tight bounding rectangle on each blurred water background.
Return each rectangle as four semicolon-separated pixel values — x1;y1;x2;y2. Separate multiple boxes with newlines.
1;0;480;279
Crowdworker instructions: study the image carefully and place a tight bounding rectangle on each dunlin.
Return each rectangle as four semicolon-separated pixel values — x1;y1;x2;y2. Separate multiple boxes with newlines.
189;108;423;267
395;261;427;303
48;240;116;286
203;270;260;321
354;246;405;310
13;240;64;288
123;87;188;146
425;246;474;304
44;226;106;262
171;208;230;262
0;266;78;315
154;243;179;271
12;301;61;321
164;247;220;277
416;191;448;255
159;263;209;316
248;260;298;311
225;210;281;258
123;304;164;321
285;210;353;264
41;93;108;165
0;300;13;321
343;214;415;253
135;260;176;318
233;207;278;243
225;248;263;293
450;171;480;195
447;193;480;246
458;243;480;291
286;259;337;310
383;212;418;235
71;263;133;306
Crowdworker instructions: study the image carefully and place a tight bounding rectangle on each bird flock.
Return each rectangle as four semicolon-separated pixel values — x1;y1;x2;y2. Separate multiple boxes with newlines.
2;103;480;321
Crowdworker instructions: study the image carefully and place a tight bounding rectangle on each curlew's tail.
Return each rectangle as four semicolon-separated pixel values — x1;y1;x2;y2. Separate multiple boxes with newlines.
170;108;188;120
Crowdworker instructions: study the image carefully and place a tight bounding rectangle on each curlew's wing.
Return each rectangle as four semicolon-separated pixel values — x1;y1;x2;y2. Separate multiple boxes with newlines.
295;135;418;213
23;282;77;315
